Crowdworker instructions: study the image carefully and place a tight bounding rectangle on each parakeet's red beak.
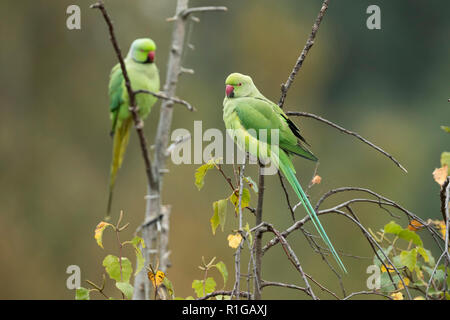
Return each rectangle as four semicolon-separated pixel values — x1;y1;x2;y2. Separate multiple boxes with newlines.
226;85;234;98
148;51;155;63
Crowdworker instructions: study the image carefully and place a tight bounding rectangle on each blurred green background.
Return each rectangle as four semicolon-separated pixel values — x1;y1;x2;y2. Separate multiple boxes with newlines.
0;0;448;299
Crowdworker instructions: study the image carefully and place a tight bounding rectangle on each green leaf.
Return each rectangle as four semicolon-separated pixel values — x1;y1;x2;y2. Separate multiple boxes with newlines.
383;221;423;246
116;282;133;299
163;277;174;298
380;272;401;293
214;261;228;288
229;188;250;213
192;277;216;298
441;126;450;133
126;236;145;276
400;249;417;272
102;255;133;283
397;229;423;247
211;199;227;235
384;221;403;235
441;152;450;170
244;222;253;247
244;176;258;193
75;287;90;300
417;247;429;264
195;158;220;190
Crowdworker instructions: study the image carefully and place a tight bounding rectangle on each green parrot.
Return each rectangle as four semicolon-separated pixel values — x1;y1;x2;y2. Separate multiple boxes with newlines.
107;38;160;216
223;72;347;273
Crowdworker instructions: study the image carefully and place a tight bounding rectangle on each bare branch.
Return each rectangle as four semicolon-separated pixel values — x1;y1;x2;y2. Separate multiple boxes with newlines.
278;0;330;108
197;290;252;301
260;281;308;295
343;290;392;300
180;6;228;18
134;89;196;111
286;111;408;173
231;163;246;300
253;164;265;300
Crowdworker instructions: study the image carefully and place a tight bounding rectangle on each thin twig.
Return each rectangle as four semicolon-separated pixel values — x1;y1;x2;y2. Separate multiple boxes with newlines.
197;290;253;300
278;0;330;108
180;6;228;18
253;164;265;300
260;281;308;295
231;163;245;300
286;111;408;173
134;90;195;111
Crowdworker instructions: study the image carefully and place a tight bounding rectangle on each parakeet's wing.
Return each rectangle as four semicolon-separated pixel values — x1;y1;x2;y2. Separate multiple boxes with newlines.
108;63;125;136
233;97;317;161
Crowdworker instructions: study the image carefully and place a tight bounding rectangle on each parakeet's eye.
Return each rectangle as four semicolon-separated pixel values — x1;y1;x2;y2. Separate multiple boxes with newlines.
238;83;242;86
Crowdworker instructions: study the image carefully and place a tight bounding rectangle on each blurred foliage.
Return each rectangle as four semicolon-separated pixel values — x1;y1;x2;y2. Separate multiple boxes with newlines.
0;0;449;299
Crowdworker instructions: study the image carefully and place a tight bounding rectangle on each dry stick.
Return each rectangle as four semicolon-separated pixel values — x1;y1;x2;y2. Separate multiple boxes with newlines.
261;281;308;295
91;1;158;191
343;291;392;300
331;209;412;300
197;290;252;301
253;164;265;300
278;0;330;108
134;89;195;111
231;163;245;300
286;111;408;173
259;222;318;300
315;187;443;248
261;194;415;298
427;177;450;299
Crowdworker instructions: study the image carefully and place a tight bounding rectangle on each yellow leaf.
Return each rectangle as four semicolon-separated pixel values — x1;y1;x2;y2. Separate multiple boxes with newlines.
311;175;322;185
94;221;112;249
391;292;404;300
432;165;448;186
413;296;425;300
148;270;165;288
439;220;446;239
408;219;424;232
381;264;395;273
397;278;410;290
227;233;243;249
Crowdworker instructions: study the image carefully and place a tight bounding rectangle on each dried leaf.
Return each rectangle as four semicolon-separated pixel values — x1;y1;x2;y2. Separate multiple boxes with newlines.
227;233;243;249
94;221;113;249
408;219;424;231
391;292;404;300
148;270;165;288
432;165;448;186
311;175;322;185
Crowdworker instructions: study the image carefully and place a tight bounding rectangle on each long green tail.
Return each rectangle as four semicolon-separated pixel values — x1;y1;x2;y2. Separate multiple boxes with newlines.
277;149;347;273
107;118;132;218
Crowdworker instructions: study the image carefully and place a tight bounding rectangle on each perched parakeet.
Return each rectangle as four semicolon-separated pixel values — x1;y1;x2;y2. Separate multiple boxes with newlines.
107;38;160;216
223;73;346;273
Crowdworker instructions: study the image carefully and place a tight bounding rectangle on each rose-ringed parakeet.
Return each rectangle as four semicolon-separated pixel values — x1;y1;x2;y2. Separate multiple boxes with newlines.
223;73;346;273
107;38;160;217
